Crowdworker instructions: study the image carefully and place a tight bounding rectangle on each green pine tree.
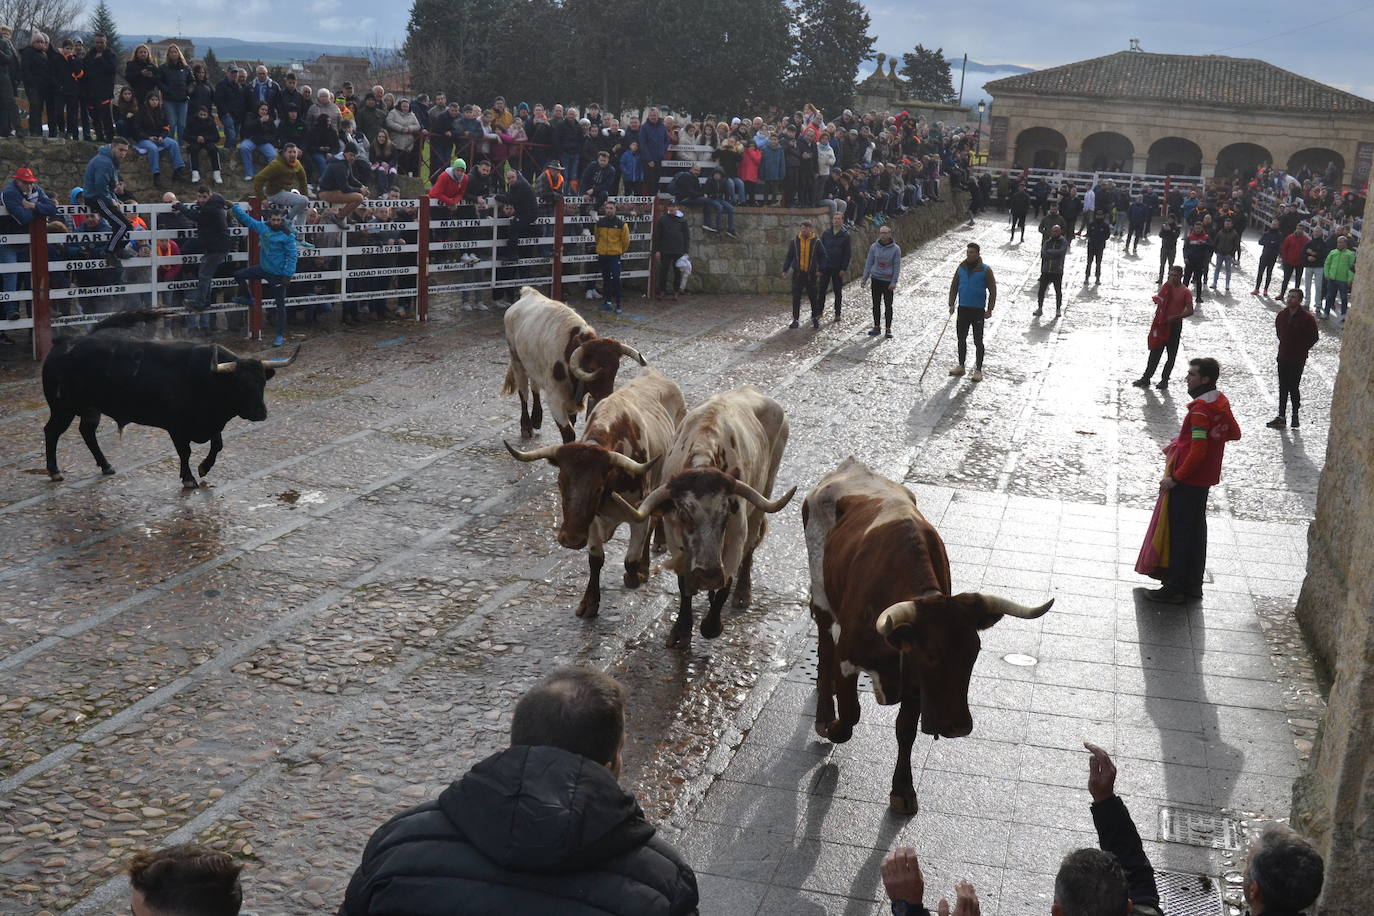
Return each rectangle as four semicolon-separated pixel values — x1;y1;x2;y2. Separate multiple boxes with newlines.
203;48;224;84
787;0;875;115
899;44;955;103
87;1;123;58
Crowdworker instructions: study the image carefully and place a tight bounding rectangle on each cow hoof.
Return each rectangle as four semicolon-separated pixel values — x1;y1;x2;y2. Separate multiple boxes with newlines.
888;791;918;816
575;600;599;619
182;479;200;490
197;463;212;477
101;465;116;476
699;616;723;640
814;719;834;739
825;721;854;744
48;472;64;482
666;624;692;648
520;426;534;440
730;589;751;610
623;567;646;589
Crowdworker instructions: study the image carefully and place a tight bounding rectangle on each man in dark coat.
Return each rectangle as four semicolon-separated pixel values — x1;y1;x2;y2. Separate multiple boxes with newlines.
340;668;699;916
817;211;852;322
653;205;690;299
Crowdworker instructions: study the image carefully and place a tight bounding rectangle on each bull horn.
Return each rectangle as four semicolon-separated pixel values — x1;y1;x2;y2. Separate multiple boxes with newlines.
568;344;602;383
211;348;237;374
978;594;1055;619
612;482;672;523
731;480;797;513
617;342;647;366
606;451;660;477
259;344;302;369
876;601;918;640
503;440;561;463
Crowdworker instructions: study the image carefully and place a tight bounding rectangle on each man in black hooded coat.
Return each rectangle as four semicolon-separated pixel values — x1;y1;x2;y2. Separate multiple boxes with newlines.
339;667;699;916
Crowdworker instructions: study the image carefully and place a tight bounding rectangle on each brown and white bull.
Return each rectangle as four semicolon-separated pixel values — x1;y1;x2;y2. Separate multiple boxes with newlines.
617;385;795;647
501;287;647;443
802;457;1053;814
504;369;686;618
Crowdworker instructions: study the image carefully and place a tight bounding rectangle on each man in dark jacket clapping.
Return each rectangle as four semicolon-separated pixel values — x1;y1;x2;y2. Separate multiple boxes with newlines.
340;668;699;916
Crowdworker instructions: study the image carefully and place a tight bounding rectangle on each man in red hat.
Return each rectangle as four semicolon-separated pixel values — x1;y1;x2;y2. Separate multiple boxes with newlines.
1;166;58;342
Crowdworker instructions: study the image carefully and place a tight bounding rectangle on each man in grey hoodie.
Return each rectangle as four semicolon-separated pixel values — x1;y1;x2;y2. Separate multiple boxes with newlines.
862;224;901;338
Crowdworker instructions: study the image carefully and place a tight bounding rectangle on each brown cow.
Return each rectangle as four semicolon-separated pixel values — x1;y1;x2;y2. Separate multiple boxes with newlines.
504;369;686;617
616;385;794;647
802;457;1053;814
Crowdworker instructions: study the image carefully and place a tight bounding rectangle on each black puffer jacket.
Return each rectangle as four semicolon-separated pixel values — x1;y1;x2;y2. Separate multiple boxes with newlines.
339;745;699;916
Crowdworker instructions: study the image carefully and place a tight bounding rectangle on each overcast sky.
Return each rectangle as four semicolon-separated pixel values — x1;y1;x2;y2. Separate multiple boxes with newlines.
106;0;1374;101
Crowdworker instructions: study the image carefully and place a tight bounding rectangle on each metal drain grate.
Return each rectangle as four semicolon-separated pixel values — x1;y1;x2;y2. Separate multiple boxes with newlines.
1159;806;1244;850
1156;870;1226;916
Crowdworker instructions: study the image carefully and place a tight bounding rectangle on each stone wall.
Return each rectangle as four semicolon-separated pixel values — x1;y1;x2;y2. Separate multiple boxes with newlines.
681;178;963;296
1291;271;1374;914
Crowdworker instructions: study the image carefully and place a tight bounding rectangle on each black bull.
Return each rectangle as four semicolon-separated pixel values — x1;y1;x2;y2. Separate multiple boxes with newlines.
42;311;299;488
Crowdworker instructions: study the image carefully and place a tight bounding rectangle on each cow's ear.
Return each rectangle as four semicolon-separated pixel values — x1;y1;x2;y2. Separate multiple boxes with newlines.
726;465;742;480
264;368;276;380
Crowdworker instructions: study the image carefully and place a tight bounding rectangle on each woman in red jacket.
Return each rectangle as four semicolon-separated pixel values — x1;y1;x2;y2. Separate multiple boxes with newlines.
739;144;762;205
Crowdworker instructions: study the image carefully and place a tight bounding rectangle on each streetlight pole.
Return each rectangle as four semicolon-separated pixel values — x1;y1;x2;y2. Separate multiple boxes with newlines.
976;100;985;159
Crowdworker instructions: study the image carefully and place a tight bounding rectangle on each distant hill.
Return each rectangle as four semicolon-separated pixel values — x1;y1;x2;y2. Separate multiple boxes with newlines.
143;36;370;64
950;59;1035;76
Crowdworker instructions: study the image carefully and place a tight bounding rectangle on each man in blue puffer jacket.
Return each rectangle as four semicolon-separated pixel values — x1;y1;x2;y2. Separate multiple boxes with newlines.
230;203;298;347
81;138;135;261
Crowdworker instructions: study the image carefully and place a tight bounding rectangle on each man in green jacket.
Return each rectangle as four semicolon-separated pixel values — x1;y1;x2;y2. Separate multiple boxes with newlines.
1321;234;1355;319
252;142;310;224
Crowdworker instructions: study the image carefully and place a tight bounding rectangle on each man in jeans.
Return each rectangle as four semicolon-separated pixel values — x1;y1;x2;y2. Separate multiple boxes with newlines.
1035;223;1069;318
1209;217;1241;293
230;204;298;347
1132;265;1194;391
1321;234;1355;319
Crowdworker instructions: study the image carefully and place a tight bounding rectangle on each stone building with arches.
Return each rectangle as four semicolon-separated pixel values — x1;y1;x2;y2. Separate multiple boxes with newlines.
984;50;1374;186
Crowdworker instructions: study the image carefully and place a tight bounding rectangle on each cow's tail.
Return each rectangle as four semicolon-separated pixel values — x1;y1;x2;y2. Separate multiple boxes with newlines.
501;363;518;396
89;309;166;333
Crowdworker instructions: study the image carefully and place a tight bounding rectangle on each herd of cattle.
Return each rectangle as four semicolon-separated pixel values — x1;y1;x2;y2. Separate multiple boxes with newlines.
38;289;1055;814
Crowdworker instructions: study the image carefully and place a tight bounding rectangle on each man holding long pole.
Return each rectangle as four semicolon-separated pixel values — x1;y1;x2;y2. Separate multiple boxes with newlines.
947;242;996;382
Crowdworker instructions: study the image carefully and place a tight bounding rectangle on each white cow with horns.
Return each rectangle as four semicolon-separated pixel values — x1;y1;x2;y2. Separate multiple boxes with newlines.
501;287;646;442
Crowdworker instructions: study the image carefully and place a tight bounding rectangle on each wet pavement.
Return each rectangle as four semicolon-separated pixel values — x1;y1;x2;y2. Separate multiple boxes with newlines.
0;213;1336;915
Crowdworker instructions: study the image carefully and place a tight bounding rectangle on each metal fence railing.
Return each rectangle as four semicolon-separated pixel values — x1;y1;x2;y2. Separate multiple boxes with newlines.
1;193;664;360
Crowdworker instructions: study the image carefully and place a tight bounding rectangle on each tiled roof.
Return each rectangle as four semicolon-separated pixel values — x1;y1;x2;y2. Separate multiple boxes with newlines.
985;51;1374;115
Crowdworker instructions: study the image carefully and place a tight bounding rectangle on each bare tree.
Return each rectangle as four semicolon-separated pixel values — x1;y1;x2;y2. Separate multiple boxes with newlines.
0;0;83;42
360;33;408;93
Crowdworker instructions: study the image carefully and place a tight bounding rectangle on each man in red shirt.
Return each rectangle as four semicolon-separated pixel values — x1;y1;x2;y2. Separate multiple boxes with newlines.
1266;289;1319;429
1146;357;1242;604
1132;265;1194;390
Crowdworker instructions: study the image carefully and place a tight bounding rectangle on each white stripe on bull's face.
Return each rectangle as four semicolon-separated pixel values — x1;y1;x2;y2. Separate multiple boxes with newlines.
670;480;748;592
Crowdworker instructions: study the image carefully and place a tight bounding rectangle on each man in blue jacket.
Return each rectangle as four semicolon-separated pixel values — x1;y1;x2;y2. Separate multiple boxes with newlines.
0;165;57;338
81;138;135;262
1125;194;1150;255
230;203;298;347
638;108;670;197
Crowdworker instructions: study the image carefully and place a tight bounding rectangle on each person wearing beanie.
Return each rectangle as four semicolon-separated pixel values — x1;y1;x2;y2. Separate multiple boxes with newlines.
429;158;469;207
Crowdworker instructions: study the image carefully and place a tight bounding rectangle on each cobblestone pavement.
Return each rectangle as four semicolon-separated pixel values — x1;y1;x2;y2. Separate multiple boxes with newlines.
0;211;1336;915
